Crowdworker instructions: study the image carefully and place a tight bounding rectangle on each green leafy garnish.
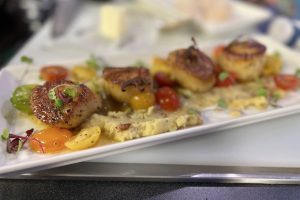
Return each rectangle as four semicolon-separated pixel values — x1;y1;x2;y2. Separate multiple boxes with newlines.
64;87;77;98
187;108;198;115
10;84;37;114
86;55;103;70
1;129;9;141
256;87;267;97
55;99;64;108
295;68;300;78
20;56;33;64
48;89;56;100
218;72;229;81
217;98;227;109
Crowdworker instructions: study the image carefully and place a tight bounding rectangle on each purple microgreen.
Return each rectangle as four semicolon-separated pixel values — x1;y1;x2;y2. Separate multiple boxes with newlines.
17;140;23;153
1;129;9;141
4;128;44;154
26;128;34;137
7;138;21;154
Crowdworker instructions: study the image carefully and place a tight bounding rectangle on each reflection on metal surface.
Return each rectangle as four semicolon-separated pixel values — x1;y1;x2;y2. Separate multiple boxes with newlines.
3;162;300;184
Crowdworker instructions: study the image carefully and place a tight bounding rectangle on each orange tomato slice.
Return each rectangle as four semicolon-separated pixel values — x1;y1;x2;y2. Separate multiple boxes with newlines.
29;127;72;153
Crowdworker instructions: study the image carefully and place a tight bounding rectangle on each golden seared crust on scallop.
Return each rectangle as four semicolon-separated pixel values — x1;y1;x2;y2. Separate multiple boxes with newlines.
103;67;153;103
31;80;101;128
217;39;266;81
165;46;216;92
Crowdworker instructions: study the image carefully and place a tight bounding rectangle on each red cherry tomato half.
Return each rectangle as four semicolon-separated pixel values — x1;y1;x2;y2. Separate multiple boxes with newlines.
274;74;299;90
155;86;180;111
215;71;236;87
154;72;174;87
40;66;68;81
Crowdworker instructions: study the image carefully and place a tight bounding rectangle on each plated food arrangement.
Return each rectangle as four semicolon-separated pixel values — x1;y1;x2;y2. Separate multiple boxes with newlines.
2;36;299;157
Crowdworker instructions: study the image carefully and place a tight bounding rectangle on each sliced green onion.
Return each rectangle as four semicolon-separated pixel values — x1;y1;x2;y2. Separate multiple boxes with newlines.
20;56;33;64
55;99;64;108
218;72;229;81
64;87;77;98
256;87;267;97
217;98;227;109
1;129;9;141
187;108;198;115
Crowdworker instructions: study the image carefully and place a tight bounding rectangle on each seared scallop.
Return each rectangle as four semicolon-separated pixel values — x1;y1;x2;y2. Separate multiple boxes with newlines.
102;67;153;103
31;80;101;128
217;38;266;81
165;44;216;92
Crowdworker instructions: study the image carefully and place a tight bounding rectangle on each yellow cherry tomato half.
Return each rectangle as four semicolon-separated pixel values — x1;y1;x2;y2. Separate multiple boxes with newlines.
129;92;155;110
29;127;73;153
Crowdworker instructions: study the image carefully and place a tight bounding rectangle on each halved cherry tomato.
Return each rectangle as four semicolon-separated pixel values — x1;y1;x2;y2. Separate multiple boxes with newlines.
213;45;225;59
215;71;236;87
274;74;299;90
154;72;174;87
155;86;180;111
29;127;72;153
40;66;68;81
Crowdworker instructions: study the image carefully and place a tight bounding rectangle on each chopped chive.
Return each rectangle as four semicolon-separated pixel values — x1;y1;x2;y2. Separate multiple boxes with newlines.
20;56;33;64
55;99;64;108
187;108;198;115
64;87;76;98
218;72;229;81
217;98;227;109
1;129;9;141
256;87;267;97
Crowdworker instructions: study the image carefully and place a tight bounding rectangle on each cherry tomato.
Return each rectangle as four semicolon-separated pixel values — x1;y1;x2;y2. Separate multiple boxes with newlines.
29;127;72;153
40;66;68;81
154;72;174;87
215;71;236;87
130;92;155;110
274;74;299;90
213;45;225;59
155;87;180;111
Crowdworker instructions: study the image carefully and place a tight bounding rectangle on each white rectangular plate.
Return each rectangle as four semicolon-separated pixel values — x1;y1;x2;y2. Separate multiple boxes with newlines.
0;35;300;176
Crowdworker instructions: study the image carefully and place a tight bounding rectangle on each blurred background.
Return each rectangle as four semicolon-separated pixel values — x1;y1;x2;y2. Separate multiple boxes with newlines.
1;0;299;66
